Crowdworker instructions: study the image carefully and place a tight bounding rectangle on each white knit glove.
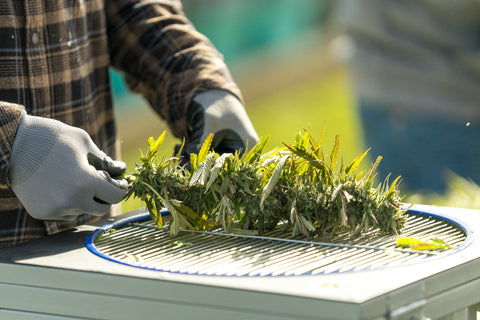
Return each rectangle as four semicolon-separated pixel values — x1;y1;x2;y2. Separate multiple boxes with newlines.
184;90;259;155
8;111;128;221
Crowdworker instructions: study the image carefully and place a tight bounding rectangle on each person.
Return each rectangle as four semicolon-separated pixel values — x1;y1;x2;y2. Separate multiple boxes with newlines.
331;0;480;193
0;0;258;248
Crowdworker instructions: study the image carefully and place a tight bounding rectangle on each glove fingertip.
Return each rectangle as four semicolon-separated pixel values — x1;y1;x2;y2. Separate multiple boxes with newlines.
94;171;129;204
109;161;127;178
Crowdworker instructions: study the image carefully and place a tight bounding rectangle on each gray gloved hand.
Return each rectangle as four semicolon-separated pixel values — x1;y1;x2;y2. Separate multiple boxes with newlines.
8;111;129;221
184;90;259;156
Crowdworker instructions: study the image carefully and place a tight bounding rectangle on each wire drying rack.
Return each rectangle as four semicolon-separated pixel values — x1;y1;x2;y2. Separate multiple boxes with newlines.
86;210;469;277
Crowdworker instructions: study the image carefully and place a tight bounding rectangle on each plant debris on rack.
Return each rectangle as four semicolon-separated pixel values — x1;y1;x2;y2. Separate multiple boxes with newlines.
126;127;406;238
396;237;452;251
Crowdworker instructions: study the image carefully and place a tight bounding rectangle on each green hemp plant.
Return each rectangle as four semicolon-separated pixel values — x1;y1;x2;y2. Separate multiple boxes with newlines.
127;127;406;238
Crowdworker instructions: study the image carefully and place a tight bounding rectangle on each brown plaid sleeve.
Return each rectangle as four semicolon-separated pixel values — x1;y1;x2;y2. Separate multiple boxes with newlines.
0;0;243;247
0;0;118;246
0;102;24;188
106;0;242;139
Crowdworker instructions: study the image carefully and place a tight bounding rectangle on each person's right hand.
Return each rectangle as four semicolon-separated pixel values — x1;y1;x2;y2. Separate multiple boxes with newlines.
184;90;259;156
8;111;128;221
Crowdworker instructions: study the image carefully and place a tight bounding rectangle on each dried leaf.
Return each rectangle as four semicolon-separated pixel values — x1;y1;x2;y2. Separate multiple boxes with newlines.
206;153;229;192
260;155;289;211
189;153;216;186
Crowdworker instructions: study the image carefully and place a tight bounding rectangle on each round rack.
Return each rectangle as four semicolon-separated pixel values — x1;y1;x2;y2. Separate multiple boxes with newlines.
86;209;471;277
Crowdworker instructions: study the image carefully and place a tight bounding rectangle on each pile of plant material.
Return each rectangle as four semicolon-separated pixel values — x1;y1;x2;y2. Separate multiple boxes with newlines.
127;128;406;237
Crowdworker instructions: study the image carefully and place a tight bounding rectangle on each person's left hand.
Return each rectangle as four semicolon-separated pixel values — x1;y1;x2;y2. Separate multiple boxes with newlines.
183;90;259;157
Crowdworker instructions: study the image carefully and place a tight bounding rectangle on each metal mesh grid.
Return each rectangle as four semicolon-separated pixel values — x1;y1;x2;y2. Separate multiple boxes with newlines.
90;212;467;276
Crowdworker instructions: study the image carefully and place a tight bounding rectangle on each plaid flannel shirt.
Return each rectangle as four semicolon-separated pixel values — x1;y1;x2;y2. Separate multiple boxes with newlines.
0;0;241;247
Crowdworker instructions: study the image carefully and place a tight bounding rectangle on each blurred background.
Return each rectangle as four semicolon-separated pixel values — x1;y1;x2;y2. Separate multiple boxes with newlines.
114;0;480;212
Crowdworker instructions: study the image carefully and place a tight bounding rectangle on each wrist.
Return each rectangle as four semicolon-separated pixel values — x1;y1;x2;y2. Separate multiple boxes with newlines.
10;113;49;185
9;112;66;186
